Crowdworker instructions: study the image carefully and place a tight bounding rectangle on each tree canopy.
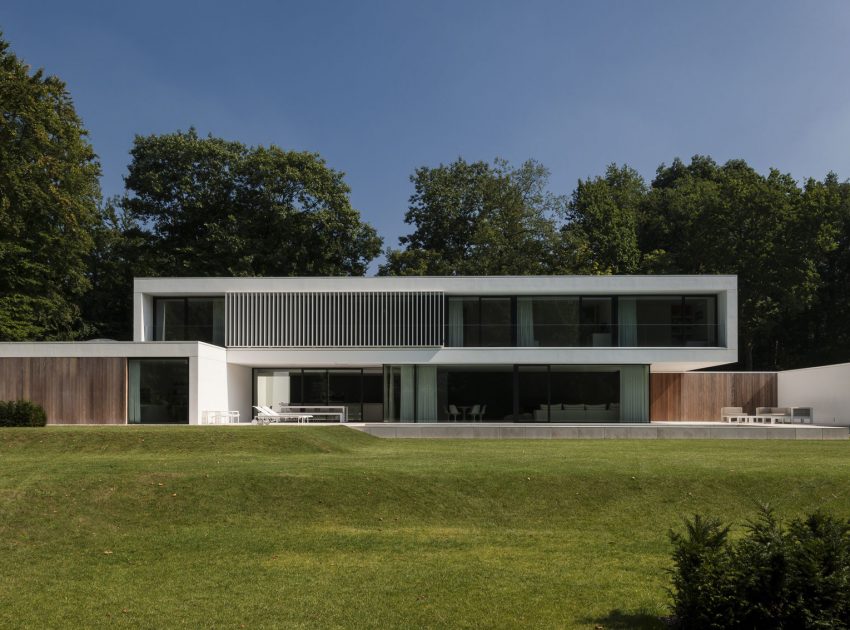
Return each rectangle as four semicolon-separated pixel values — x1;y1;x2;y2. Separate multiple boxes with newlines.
122;129;382;277
0;35;101;340
379;158;565;276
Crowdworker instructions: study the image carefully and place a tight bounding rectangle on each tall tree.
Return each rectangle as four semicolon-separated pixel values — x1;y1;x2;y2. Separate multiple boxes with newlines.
780;173;850;367
0;35;101;340
121;129;382;278
639;156;813;369
380;158;566;275
562;164;645;274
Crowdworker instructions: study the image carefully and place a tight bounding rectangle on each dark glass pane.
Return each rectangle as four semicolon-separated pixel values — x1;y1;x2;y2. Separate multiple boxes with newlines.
480;298;511;346
549;369;619;422
329;369;362;421
580;298;613;346
438;366;513;421
155;297;224;345
362;371;383;403
532;297;580;346
461;298;480;346
128;359;189;424
634;297;681;346
155;299;186;341
363;370;384;421
290;372;303;404
683;297;717;346
517;366;548;422
302;370;327;404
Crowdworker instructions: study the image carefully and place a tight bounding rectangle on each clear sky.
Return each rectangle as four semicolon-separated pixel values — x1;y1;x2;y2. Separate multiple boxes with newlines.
5;1;850;271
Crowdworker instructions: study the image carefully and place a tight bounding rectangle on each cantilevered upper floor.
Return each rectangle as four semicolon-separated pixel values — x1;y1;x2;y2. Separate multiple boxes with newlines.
133;275;738;370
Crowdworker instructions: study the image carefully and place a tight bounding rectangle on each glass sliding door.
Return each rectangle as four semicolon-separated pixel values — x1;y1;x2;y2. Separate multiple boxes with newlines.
437;366;513;421
517;365;549;422
255;368;383;422
479;298;512;346
128;359;189;424
255;369;292;409
549;368;620;422
362;369;384;421
329;369;363;421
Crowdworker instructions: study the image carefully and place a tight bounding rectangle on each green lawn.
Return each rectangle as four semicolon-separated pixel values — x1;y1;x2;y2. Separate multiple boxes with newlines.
1;427;849;629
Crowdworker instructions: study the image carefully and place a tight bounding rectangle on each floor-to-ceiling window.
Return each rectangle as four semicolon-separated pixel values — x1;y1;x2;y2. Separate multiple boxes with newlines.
254;368;382;421
154;297;225;346
446;297;512;347
436;366;514;421
128;359;189;424
624;296;717;347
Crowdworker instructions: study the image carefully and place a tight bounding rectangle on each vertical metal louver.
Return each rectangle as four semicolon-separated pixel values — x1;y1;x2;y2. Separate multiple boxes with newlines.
224;291;444;348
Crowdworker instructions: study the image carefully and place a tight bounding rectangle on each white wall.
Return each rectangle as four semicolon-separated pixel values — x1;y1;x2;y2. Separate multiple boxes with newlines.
227;364;253;423
193;347;229;425
778;363;850;426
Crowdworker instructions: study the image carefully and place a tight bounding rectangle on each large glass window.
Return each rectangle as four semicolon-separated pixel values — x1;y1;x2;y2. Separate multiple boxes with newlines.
521;296;613;347
529;296;579;346
154;297;225;345
128;359;189;424
517;365;549;422
580;298;614;346
549;368;620;422
256;368;382;422
628;296;717;346
446;297;512;347
436;366;514;421
480;298;512;346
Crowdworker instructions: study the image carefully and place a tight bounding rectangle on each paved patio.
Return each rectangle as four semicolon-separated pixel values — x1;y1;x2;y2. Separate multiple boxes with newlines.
346;421;849;440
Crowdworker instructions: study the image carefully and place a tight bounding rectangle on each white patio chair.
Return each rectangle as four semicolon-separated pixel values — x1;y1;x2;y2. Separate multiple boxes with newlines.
448;405;461;422
469;404;482;421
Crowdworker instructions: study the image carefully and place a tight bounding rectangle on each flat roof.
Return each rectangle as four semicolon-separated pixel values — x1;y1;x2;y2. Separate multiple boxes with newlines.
134;275;737;296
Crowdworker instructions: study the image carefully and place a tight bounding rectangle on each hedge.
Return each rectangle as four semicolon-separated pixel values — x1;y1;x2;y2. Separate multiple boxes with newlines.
0;400;48;427
669;505;850;629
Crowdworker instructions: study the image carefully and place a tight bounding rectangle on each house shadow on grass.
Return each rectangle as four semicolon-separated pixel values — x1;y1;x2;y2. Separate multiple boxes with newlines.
582;609;670;629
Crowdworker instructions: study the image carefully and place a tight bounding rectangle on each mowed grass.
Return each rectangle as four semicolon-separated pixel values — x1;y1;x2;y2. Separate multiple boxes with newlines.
1;428;849;629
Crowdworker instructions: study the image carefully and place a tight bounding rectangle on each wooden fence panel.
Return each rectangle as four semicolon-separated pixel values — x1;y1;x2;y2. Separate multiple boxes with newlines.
0;357;126;424
650;372;778;421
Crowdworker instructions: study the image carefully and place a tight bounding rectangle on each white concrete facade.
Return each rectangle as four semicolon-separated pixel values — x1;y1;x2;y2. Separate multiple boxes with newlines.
778;362;850;426
2;275;739;425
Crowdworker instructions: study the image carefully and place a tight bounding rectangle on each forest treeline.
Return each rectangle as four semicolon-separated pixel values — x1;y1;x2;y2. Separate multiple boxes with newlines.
2;35;848;370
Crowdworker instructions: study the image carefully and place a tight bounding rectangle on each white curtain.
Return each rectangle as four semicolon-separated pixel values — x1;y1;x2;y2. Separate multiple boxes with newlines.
619;365;648;422
400;365;415;422
416;365;437;422
128;360;141;423
517;298;535;346
447;299;464;347
618;298;637;346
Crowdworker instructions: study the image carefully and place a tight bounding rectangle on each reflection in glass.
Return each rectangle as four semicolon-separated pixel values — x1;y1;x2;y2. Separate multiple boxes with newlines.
128;359;189;424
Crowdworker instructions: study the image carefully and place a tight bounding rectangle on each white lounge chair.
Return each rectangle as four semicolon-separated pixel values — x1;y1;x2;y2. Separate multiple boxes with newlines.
253;406;312;424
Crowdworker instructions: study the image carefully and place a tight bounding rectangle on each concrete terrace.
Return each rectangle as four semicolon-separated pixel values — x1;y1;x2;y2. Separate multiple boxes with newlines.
346;422;849;440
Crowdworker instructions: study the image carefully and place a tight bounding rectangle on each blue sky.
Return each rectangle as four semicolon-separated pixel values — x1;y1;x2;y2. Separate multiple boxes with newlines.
5;1;850;271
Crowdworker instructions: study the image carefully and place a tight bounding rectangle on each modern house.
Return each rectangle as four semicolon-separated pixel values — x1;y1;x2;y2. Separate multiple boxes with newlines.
0;275;738;425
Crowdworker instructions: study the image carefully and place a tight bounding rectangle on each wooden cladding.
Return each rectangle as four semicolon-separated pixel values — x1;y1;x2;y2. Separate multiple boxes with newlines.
650;372;777;421
225;291;445;348
0;357;127;424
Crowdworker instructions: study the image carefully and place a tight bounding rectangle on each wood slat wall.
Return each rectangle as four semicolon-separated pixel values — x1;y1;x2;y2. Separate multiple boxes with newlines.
0;357;127;424
650;372;777;421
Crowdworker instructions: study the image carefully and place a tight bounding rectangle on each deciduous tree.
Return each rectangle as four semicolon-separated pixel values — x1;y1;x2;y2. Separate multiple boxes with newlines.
0;35;101;340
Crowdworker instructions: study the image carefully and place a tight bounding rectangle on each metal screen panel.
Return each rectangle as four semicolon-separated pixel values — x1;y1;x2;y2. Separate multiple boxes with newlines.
225;291;444;348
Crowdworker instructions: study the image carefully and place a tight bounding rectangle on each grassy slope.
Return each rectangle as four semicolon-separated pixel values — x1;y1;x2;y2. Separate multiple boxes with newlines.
1;427;849;629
